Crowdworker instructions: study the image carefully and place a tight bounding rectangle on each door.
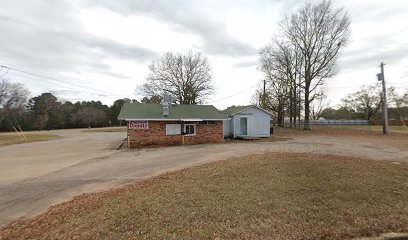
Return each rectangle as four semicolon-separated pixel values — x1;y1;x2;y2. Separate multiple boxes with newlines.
240;117;247;135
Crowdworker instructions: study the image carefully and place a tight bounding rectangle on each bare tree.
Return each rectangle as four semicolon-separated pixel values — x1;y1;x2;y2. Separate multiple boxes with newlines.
251;83;275;112
0;79;30;126
388;87;408;126
341;85;382;120
253;80;288;126
259;38;304;127
311;93;329;120
259;44;289;126
280;0;350;129
389;87;408;108
141;51;214;104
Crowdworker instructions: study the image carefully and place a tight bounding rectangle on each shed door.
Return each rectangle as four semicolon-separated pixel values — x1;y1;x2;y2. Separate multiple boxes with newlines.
240;117;248;135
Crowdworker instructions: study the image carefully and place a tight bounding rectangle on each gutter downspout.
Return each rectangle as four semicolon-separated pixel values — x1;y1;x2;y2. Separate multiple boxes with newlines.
180;119;184;145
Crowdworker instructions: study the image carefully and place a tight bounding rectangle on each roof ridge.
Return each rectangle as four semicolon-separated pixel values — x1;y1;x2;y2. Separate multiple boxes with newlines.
124;102;217;107
118;102;228;120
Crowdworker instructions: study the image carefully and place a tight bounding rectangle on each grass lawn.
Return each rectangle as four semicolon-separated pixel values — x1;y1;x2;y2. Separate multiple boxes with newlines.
274;125;408;149
1;153;407;239
306;125;407;133
81;127;127;133
0;133;60;146
368;125;408;133
281;124;406;132
345;125;407;133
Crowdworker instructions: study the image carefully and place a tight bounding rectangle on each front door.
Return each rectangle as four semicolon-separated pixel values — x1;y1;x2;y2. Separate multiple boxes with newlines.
240;117;247;135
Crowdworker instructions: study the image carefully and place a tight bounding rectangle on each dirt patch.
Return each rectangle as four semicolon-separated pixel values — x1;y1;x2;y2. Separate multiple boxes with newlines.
2;152;407;240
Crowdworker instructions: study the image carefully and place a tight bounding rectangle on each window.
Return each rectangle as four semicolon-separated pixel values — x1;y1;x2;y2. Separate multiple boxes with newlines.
200;121;216;124
166;124;181;135
184;124;196;136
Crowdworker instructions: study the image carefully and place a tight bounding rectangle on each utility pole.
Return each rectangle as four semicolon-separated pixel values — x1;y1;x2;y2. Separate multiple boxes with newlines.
262;79;266;109
377;62;389;134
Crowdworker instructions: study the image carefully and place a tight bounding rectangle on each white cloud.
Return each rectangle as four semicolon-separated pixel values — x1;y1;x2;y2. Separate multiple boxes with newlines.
0;0;407;109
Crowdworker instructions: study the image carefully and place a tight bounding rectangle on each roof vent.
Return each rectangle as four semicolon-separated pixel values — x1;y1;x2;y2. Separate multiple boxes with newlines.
163;102;170;117
162;93;174;117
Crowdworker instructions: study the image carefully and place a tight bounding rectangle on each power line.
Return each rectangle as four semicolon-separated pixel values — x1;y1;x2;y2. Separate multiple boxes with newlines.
10;66;113;95
3;70;122;97
0;65;108;96
399;73;408;78
210;81;391;104
330;82;407;89
394;76;408;82
4;71;108;96
210;83;259;103
0;64;120;96
0;64;124;97
0;66;9;78
387;82;408;85
11;65;116;94
332;85;366;89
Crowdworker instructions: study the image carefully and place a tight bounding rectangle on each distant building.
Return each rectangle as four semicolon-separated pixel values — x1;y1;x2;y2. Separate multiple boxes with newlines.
222;105;272;138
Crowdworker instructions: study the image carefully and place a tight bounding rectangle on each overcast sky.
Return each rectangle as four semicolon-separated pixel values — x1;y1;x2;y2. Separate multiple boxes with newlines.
0;0;407;109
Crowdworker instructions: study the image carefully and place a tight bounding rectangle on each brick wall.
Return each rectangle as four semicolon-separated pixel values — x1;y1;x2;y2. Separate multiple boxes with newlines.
184;121;224;145
127;121;223;148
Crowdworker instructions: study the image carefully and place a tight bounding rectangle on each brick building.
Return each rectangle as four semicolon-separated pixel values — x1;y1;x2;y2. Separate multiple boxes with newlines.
118;103;228;148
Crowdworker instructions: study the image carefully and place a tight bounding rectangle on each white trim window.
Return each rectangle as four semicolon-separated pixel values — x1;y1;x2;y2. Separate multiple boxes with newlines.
184;124;196;136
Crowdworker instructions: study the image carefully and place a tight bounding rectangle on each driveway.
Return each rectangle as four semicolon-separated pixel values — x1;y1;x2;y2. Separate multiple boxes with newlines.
1;129;407;227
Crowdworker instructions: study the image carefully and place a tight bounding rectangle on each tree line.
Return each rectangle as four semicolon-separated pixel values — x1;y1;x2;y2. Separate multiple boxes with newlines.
321;84;408;121
0;79;138;131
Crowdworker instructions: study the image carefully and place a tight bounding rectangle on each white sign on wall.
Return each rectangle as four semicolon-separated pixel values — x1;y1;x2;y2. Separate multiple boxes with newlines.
129;121;149;130
166;124;181;135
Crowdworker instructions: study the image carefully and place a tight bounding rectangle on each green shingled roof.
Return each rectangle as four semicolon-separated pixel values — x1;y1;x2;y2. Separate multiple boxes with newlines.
221;105;251;116
221;105;272;117
117;103;228;120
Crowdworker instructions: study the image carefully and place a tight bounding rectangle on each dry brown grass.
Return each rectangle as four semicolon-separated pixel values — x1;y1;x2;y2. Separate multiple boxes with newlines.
1;152;407;240
0;133;60;146
273;126;408;149
81;127;127;133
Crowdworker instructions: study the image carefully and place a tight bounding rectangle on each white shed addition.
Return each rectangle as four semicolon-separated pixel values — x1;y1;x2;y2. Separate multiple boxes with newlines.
222;105;272;138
